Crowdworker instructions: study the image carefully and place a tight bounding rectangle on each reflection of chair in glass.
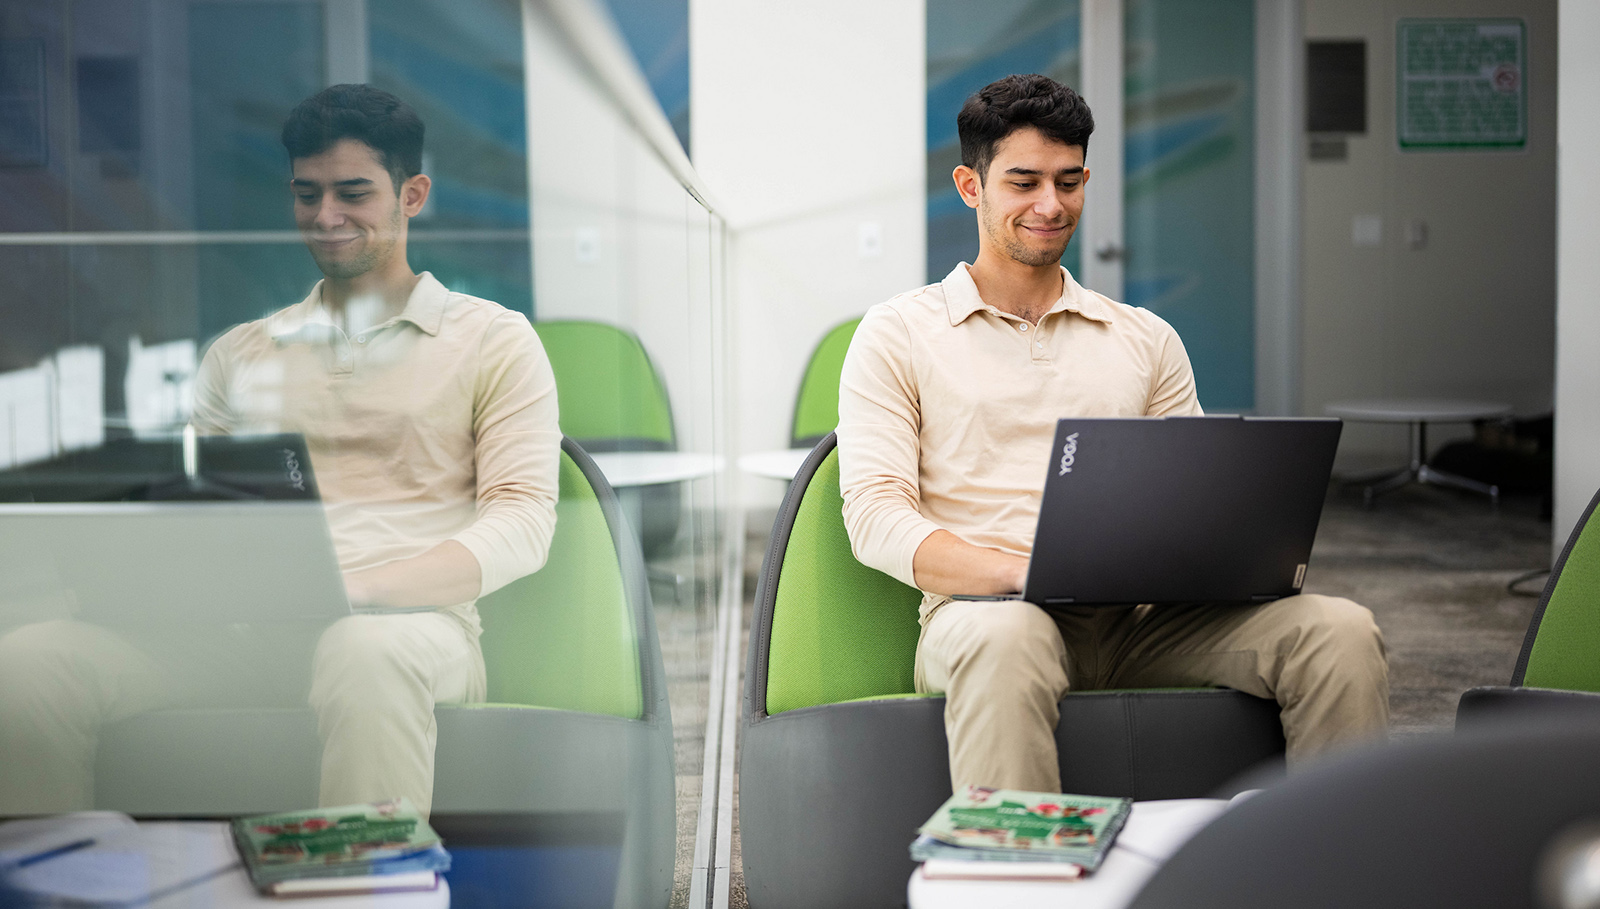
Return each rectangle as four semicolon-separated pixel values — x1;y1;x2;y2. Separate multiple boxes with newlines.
789;317;861;449
1456;485;1600;725
95;438;675;908
537;320;680;558
739;434;1287;909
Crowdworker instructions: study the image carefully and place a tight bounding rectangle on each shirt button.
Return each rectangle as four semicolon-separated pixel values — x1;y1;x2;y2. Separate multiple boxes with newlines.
356;336;367;344
1036;340;1044;348
1018;323;1028;332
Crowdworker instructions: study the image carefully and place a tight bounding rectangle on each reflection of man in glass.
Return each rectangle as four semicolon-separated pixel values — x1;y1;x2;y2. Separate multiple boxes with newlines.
0;85;560;816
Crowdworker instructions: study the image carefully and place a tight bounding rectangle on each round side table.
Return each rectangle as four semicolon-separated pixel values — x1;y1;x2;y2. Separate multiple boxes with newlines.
1323;398;1512;506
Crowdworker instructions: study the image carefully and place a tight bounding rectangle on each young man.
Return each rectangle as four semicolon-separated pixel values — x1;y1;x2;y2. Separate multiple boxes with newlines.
837;74;1389;793
0;85;560;816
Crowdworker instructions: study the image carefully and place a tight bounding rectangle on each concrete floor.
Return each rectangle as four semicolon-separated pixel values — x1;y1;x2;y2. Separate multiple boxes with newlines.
712;481;1553;907
1306;483;1550;737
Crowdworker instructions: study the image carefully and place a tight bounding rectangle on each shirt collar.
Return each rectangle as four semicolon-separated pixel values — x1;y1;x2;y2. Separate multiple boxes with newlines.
266;272;449;341
940;262;1114;326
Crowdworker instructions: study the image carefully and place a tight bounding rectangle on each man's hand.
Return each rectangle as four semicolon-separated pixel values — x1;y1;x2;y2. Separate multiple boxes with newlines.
342;540;483;610
912;530;1029;596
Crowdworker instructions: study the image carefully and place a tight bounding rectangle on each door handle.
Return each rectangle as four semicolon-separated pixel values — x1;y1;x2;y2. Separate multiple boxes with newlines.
1094;241;1124;263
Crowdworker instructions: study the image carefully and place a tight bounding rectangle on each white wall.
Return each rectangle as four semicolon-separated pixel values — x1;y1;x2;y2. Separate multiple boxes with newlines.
692;0;927;509
1555;0;1600;550
1301;0;1557;471
523;7;722;456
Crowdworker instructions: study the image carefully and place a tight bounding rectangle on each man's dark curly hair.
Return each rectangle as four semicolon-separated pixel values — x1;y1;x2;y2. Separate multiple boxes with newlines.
281;84;424;190
957;74;1094;183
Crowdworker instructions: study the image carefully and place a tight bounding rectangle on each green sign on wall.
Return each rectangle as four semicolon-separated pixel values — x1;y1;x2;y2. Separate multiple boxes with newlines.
1397;19;1526;150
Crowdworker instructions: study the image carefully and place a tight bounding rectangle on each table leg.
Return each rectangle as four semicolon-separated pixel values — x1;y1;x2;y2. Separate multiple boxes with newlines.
1417;464;1501;507
1361;467;1418;507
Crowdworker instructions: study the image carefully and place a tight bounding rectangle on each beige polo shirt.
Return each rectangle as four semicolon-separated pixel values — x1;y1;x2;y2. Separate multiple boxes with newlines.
837;263;1201;616
192;272;561;613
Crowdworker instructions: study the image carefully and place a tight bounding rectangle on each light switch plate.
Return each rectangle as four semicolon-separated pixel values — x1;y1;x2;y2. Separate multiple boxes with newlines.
1352;214;1382;247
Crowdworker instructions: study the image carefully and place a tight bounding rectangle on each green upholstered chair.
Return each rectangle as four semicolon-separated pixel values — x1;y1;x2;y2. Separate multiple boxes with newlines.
1456;485;1600;726
789;317;861;449
536;320;676;451
536;320;680;558
95;438;676;908
739;434;1287;909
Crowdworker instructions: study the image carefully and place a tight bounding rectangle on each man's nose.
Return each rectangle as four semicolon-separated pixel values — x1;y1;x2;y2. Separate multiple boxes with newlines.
1034;190;1065;220
312;200;344;231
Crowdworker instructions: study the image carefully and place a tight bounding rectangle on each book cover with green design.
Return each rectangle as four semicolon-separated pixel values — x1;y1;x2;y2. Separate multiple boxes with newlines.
231;798;449;887
913;787;1132;870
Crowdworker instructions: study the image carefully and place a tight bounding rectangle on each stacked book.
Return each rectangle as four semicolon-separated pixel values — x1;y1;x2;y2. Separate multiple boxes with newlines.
912;786;1132;881
231;798;450;897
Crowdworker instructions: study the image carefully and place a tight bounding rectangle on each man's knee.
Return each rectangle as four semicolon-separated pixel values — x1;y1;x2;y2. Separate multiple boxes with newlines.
0;621;122;695
1290;595;1386;666
312;616;428;694
933;601;1065;680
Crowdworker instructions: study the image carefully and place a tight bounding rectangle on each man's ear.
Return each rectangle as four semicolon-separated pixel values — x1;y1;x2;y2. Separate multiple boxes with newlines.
401;173;432;217
953;165;981;210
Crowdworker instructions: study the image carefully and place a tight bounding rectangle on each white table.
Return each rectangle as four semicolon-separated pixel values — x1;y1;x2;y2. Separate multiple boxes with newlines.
6;820;448;908
587;451;722;488
737;448;813;482
1323;398;1512;505
907;798;1232;909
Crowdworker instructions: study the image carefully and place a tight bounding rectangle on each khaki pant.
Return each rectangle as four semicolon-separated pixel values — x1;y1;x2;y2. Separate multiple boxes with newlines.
0;611;484;817
915;594;1390;792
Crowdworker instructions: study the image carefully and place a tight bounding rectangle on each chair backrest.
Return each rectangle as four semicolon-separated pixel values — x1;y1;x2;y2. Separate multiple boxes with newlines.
1127;719;1600;909
1514;485;1600;690
789;317;862;449
475;437;657;720
536;320;675;451
746;433;924;716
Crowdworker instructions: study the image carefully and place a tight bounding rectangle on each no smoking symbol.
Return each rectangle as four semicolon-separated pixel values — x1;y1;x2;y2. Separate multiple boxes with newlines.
1492;64;1520;93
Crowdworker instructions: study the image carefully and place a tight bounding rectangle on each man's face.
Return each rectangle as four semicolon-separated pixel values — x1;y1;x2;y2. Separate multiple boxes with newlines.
290;138;421;280
956;126;1088;268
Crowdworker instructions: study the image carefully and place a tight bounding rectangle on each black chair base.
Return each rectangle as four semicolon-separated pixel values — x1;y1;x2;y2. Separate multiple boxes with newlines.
740;689;1284;909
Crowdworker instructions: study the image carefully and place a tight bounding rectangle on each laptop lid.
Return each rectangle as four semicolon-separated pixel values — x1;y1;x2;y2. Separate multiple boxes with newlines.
0;501;351;626
0;435;347;626
0;435;319;503
1022;416;1342;607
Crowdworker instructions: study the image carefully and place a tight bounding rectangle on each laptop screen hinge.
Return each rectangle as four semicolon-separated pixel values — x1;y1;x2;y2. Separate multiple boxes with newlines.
1043;597;1076;605
1250;594;1279;603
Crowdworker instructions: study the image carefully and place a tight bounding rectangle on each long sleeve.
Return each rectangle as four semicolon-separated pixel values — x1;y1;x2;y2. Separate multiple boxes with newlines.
190;332;239;435
836;305;944;589
449;312;562;598
1145;319;1204;417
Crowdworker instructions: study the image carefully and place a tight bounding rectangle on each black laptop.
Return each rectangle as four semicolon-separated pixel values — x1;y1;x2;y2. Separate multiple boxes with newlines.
0;434;350;626
967;416;1342;607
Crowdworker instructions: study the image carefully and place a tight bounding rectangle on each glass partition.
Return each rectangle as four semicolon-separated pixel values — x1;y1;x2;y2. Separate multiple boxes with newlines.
0;2;729;907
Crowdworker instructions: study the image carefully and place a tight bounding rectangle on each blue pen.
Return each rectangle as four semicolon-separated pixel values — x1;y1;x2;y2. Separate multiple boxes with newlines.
15;838;96;868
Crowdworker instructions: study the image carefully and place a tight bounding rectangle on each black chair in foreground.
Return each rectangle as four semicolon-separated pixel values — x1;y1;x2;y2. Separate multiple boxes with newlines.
1128;718;1600;909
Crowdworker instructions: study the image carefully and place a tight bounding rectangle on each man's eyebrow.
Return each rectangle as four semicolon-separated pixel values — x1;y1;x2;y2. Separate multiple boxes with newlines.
1003;166;1085;177
288;177;376;188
